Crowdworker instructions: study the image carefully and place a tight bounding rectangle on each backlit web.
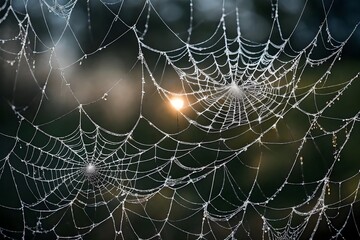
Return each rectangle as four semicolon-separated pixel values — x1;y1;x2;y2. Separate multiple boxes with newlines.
0;0;360;239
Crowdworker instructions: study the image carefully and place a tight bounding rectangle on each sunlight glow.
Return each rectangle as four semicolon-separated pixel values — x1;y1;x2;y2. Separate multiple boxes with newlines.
170;97;184;111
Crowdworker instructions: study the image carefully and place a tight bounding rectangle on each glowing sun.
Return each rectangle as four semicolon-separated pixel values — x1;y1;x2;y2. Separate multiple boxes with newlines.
170;97;184;111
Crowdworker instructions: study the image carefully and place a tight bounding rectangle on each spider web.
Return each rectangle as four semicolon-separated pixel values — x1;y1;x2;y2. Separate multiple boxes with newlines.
0;0;360;239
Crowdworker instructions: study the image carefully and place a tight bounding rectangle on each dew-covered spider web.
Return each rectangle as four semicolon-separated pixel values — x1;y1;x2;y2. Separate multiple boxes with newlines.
1;0;360;239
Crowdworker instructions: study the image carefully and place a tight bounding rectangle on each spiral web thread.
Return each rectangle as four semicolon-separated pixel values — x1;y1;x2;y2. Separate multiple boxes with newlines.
0;0;359;239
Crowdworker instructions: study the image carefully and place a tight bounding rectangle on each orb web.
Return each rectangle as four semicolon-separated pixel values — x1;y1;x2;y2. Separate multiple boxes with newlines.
0;0;360;239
